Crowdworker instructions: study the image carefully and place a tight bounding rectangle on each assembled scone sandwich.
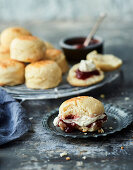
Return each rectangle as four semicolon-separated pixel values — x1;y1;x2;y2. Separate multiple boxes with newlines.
44;49;69;73
53;96;107;133
0;59;25;86
67;59;104;86
25;60;62;89
0;27;31;49
86;51;122;71
10;36;46;63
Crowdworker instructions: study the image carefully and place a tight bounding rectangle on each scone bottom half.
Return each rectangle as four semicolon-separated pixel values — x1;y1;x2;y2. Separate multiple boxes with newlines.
67;60;104;87
53;96;107;133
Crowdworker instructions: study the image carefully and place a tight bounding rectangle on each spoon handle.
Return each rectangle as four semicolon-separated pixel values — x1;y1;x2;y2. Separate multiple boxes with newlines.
83;13;107;47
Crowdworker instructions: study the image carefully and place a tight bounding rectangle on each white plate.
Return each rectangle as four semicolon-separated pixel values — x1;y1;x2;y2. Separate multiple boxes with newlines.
1;70;121;100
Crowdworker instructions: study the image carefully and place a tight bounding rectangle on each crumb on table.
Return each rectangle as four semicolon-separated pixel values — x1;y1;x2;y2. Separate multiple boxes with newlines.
66;157;71;161
60;152;68;157
121;146;124;150
100;94;105;98
82;156;87;160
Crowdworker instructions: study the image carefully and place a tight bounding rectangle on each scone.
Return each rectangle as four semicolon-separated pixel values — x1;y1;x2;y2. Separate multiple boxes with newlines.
53;96;107;133
44;49;69;73
0;59;25;86
67;60;104;86
86;50;122;71
25;60;62;89
44;41;55;49
10;36;46;62
0;46;10;59
0;27;31;49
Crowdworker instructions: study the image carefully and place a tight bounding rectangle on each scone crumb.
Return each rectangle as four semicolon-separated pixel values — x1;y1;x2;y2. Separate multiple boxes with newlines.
121;146;124;150
82;156;87;160
100;94;105;98
125;97;130;101
60;152;68;157
66;157;71;161
109;127;113;130
98;128;104;133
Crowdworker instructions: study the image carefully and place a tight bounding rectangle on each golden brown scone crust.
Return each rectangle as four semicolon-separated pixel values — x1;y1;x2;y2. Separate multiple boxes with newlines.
59;96;105;119
25;60;62;89
0;45;10;59
44;49;69;73
86;51;123;71
10;36;46;62
67;64;104;87
43;41;55;49
0;27;31;49
0;58;25;86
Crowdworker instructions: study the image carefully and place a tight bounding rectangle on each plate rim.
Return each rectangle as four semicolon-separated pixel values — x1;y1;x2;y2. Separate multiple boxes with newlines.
1;70;122;100
42;104;133;138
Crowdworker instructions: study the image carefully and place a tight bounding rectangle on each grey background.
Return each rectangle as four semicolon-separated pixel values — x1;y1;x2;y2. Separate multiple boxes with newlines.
0;0;133;21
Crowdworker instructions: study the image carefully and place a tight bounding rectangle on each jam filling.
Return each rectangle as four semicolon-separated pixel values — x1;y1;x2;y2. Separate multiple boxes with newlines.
75;39;99;49
58;114;107;133
76;69;100;80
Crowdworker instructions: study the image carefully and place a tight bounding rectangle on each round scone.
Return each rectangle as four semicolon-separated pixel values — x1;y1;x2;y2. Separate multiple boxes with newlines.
10;36;46;62
0;27;31;49
53;96;107;132
44;41;55;49
86;50;123;71
44;49;69;73
0;45;10;59
25;60;62;89
0;59;25;86
67;60;104;87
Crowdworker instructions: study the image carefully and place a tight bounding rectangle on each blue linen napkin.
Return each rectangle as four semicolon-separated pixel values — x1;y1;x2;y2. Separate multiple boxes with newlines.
0;88;31;145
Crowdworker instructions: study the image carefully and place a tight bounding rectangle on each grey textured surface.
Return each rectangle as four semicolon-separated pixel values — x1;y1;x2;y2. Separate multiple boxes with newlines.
0;19;133;169
0;0;133;21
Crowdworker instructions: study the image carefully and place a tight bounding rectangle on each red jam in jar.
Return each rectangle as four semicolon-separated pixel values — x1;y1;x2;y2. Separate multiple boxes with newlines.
76;69;100;80
75;39;99;49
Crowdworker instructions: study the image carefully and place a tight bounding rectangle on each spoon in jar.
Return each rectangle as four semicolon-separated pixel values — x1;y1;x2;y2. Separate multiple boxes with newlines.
76;13;107;49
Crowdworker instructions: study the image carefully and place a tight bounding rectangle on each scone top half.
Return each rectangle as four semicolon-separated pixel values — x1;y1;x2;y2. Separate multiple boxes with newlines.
0;27;31;49
54;96;107;132
59;96;105;119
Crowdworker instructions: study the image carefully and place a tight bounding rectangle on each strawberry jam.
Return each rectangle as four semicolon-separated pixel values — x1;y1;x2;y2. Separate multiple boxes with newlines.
76;69;100;80
75;39;99;49
58;114;107;133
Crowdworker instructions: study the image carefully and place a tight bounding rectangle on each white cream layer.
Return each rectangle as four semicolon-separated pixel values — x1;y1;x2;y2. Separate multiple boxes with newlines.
79;60;96;72
53;114;106;127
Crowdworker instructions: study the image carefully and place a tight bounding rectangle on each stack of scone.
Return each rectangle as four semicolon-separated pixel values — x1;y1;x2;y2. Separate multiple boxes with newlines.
0;26;68;89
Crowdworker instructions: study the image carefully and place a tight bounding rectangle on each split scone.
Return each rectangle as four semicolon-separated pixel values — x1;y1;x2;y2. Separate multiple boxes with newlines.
0;59;25;86
10;36;46;63
44;49;69;73
0;45;10;59
53;96;107;133
67;60;104;86
86;50;122;71
0;27;31;49
25;60;62;89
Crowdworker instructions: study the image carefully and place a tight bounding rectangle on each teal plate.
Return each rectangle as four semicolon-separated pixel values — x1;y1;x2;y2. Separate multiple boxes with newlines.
42;104;133;138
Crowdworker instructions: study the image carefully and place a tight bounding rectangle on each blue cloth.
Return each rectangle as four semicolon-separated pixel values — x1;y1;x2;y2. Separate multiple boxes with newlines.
0;88;30;145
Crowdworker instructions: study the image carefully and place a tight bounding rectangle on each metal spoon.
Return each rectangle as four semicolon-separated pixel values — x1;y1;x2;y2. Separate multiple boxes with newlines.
83;13;107;47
